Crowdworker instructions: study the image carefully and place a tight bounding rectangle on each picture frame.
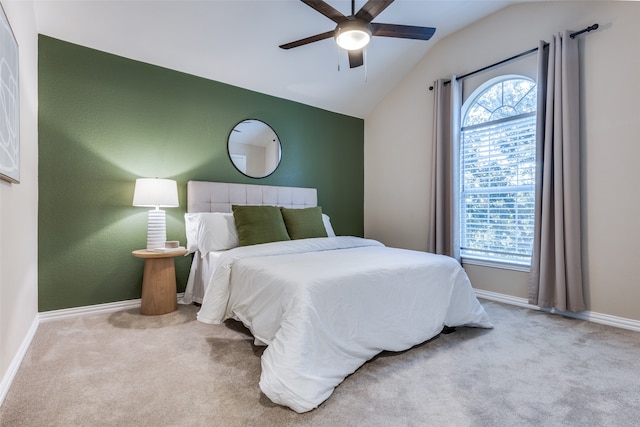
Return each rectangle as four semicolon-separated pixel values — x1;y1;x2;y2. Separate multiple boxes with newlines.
0;3;19;183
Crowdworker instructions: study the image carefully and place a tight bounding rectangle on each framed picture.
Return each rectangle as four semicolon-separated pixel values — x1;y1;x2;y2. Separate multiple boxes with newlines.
0;4;19;183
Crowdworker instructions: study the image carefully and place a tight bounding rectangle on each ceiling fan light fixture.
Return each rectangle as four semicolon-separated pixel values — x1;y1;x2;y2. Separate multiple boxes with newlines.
335;19;372;50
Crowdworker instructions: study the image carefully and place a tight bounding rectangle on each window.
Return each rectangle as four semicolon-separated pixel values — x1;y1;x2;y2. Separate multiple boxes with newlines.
460;77;536;267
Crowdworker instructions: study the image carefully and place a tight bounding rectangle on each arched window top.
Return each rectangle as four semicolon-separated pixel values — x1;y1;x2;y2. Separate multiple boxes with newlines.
463;77;536;127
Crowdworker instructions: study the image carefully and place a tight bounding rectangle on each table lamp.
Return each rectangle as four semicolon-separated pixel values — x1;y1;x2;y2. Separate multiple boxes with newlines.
132;178;179;249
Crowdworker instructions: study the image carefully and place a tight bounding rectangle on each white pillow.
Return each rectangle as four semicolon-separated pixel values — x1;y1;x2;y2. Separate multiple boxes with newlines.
322;213;336;237
184;213;202;253
185;212;240;254
197;212;240;253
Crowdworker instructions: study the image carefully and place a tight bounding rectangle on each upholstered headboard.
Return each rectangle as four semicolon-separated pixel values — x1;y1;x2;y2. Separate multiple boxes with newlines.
187;181;318;213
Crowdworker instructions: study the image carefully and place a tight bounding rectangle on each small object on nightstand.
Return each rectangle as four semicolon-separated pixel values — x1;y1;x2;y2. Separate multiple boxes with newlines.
148;246;186;253
132;248;188;315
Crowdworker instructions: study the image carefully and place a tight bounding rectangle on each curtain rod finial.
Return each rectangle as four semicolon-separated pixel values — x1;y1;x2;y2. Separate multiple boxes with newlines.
570;23;599;39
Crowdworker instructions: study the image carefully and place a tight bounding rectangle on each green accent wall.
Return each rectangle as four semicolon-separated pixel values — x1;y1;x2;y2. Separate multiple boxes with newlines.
38;36;364;312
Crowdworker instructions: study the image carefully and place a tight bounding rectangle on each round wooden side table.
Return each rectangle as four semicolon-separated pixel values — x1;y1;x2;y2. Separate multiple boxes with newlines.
132;249;188;315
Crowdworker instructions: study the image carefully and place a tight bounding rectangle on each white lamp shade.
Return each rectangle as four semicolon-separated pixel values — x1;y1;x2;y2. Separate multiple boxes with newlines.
132;178;179;208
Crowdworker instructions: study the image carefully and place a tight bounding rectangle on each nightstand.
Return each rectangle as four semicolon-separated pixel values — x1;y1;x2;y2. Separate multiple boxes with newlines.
132;249;188;315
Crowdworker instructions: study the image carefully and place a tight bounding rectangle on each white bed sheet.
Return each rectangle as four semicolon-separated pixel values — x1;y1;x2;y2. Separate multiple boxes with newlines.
195;236;492;413
180;250;224;305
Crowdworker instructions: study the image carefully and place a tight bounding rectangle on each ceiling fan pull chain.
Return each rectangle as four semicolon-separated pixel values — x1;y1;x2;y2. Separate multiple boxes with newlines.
337;45;341;71
364;47;368;82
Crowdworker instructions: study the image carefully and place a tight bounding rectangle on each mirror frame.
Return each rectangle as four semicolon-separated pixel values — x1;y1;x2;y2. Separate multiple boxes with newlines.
227;119;282;179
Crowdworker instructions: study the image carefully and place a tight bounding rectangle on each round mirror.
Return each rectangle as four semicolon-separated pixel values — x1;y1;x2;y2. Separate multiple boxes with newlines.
227;119;282;178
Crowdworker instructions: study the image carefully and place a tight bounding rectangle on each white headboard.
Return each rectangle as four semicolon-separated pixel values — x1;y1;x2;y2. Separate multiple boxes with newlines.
187;181;318;213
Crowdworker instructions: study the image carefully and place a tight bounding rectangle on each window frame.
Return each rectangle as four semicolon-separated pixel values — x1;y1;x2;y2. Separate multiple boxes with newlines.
458;75;537;270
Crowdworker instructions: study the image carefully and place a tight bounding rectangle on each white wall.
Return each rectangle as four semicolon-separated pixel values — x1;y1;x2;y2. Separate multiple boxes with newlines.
0;0;38;404
365;2;640;321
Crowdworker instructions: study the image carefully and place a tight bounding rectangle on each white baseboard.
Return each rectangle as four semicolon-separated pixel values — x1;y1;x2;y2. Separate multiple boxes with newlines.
38;299;142;322
0;314;39;407
38;293;186;322
474;289;640;332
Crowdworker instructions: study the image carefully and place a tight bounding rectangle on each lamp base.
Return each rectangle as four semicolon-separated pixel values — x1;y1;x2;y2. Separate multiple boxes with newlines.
146;209;167;249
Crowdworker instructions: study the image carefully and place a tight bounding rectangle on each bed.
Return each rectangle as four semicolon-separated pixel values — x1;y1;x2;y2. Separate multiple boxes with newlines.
182;181;492;413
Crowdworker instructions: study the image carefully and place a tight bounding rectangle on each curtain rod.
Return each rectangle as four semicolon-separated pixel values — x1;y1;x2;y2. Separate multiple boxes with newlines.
428;23;598;90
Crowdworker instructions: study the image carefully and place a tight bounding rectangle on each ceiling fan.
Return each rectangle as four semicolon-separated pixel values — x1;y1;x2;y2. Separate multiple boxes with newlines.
279;0;436;69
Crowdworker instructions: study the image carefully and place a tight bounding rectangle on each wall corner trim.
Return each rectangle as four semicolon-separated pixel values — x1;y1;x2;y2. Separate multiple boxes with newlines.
0;314;39;407
474;289;640;333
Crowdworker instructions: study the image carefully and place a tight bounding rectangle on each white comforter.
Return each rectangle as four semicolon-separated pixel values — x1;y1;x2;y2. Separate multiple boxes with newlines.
197;236;492;412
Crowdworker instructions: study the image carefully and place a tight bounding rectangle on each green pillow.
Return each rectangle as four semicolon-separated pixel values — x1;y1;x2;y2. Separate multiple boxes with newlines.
280;207;328;240
232;205;291;246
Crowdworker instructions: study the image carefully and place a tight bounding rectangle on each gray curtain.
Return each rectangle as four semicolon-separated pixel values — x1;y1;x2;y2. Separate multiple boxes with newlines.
529;33;586;312
428;76;461;260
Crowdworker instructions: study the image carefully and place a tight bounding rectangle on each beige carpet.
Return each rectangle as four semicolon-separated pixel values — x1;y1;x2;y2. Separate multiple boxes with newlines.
1;300;639;426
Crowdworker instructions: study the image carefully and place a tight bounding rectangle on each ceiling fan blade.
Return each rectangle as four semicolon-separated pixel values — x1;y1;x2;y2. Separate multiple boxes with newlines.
301;0;346;24
348;49;364;68
355;0;394;22
371;23;436;40
279;30;335;49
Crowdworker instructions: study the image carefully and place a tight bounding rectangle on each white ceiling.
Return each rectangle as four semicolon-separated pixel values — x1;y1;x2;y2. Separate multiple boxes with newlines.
33;0;535;118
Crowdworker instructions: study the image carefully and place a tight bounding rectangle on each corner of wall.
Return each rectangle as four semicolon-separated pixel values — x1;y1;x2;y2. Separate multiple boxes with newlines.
0;315;38;406
0;0;40;403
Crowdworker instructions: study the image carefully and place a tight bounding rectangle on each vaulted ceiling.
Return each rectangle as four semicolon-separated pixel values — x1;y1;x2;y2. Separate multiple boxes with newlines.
33;1;542;118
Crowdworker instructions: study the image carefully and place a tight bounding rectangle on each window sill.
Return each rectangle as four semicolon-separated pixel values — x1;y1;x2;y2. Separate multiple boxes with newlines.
461;257;531;273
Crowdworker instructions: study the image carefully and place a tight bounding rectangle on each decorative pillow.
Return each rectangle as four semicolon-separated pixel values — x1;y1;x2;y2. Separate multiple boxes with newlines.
232;205;291;246
322;213;336;237
197;212;239;253
280;207;328;240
